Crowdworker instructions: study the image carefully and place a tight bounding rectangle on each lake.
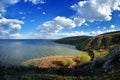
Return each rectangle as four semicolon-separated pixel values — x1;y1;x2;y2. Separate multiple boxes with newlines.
0;39;82;66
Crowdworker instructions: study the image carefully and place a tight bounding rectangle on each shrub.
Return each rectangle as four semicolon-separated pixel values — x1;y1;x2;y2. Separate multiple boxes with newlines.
80;54;91;63
61;58;76;68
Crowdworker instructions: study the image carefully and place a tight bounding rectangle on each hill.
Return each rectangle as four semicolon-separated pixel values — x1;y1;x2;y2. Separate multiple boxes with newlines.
55;31;120;50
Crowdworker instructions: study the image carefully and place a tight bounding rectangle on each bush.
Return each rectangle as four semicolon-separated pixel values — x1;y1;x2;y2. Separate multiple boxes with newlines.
61;58;76;68
80;54;91;63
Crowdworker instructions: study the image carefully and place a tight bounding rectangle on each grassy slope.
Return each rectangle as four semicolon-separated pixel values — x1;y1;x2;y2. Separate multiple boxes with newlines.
55;31;120;50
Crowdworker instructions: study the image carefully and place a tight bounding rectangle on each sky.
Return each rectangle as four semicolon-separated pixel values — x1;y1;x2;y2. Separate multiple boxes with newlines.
0;0;120;39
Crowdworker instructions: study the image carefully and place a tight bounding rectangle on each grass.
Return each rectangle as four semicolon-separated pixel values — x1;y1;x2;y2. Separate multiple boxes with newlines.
80;53;91;63
16;74;82;80
2;61;120;80
60;57;76;68
22;56;81;68
93;50;108;57
22;50;108;69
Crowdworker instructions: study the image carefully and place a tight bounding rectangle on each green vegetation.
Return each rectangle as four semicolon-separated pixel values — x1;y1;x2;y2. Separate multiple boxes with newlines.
55;36;91;50
93;50;108;57
60;57;76;68
55;31;120;50
80;53;91;63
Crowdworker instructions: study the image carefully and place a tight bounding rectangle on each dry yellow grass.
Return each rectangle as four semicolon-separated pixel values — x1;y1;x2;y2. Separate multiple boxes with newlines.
22;56;81;68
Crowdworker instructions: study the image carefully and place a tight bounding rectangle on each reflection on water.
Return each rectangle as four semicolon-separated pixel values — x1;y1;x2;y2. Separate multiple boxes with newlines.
0;39;82;66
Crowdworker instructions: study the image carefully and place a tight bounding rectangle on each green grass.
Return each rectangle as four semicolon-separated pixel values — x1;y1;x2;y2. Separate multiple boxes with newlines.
80;53;91;63
93;50;108;57
55;31;120;51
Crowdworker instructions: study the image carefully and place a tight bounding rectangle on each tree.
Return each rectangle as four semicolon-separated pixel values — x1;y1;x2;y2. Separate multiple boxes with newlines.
87;49;95;61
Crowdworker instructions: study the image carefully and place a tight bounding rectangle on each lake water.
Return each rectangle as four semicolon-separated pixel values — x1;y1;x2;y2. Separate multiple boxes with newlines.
0;39;82;66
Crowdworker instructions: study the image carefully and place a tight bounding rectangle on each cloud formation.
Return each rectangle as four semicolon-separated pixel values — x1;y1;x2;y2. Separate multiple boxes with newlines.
37;0;120;36
0;13;2;18
30;31;89;39
71;0;120;21
37;16;75;33
24;0;45;5
0;17;24;38
30;28;118;39
0;0;20;13
110;24;115;29
9;33;22;38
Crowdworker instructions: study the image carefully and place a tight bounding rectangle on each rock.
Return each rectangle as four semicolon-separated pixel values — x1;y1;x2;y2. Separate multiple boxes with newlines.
89;45;120;72
103;45;120;71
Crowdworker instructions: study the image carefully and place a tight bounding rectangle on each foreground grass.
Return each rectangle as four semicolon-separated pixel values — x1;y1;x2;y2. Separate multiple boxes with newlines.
14;74;82;80
1;61;120;80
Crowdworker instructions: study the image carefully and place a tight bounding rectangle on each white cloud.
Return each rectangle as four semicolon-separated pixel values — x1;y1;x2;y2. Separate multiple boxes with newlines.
54;16;76;28
0;28;9;34
73;17;85;26
0;17;24;38
0;3;6;13
10;24;21;30
0;0;19;13
18;12;25;15
30;28;119;39
106;29;117;32
42;12;46;15
84;23;89;26
30;20;35;22
2;0;20;4
68;31;89;36
21;17;26;20
71;0;120;22
0;18;24;26
37;16;76;33
38;21;63;33
9;33;22;38
24;0;45;5
97;30;103;34
37;0;120;37
29;31;89;39
90;29;117;36
110;24;115;28
35;0;120;39
103;27;106;30
0;13;2;18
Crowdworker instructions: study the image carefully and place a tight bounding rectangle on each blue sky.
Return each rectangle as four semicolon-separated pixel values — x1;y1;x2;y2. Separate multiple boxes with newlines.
0;0;120;39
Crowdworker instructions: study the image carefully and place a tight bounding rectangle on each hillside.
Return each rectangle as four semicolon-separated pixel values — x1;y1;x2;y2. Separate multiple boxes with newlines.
55;31;120;50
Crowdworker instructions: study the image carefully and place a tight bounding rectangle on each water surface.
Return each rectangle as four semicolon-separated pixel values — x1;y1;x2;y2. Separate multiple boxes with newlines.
0;39;82;66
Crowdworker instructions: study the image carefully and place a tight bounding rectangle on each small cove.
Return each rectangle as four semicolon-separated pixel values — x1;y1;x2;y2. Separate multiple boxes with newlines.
0;39;82;66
